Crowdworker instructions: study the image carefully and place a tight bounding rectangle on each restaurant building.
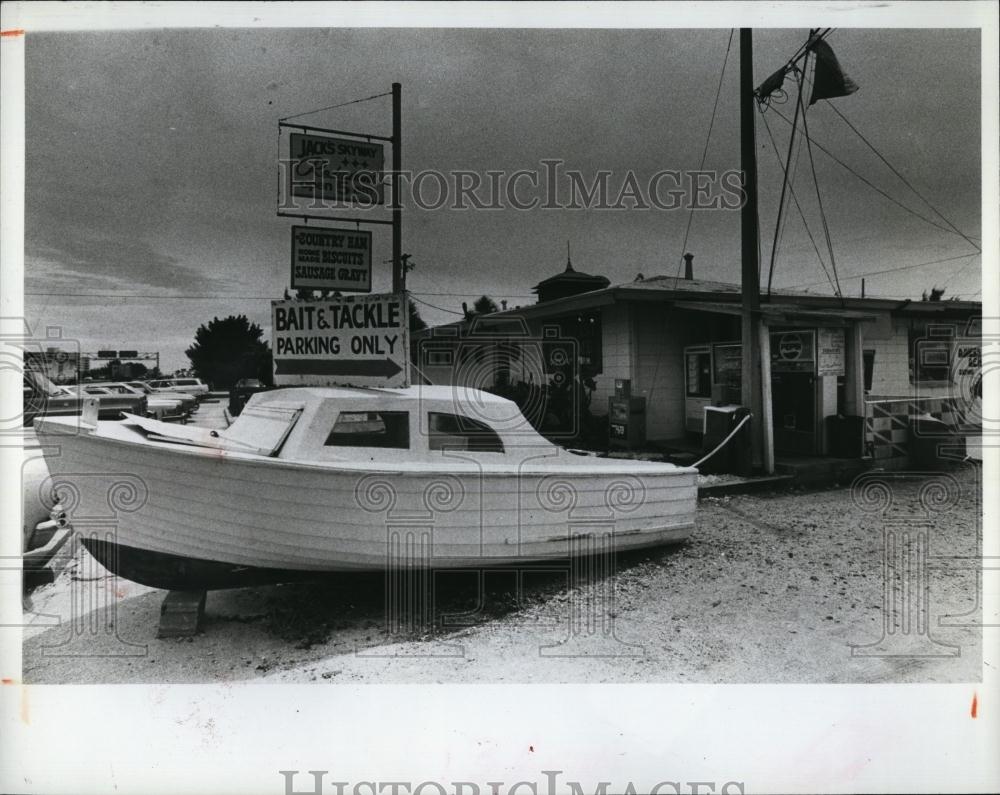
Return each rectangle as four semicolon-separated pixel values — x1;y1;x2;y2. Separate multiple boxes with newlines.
416;256;982;468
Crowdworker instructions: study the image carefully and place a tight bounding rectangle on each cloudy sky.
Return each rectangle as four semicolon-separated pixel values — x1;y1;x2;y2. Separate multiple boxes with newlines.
21;22;983;372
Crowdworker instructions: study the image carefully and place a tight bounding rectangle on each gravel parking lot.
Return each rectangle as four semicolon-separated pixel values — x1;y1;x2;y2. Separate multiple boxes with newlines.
22;463;982;685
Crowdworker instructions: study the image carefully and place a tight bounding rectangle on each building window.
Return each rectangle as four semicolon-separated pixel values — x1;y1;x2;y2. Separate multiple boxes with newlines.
424;349;454;367
685;350;712;397
908;323;954;385
325;411;410;448
863;349;876;392
559;312;602;374
427;412;504;453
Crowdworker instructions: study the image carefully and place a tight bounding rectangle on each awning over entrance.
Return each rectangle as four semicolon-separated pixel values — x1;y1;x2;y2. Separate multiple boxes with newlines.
673;300;877;325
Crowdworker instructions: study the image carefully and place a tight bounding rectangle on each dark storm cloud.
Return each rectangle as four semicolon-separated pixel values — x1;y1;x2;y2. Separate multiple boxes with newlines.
21;25;984;368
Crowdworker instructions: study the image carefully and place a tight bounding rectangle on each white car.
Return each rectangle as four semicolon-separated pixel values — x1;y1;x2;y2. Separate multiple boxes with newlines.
68;384;149;419
124;381;198;415
147;377;209;398
92;382;191;422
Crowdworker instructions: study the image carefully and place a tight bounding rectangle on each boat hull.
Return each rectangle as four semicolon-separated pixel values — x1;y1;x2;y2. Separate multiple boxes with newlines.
39;422;697;590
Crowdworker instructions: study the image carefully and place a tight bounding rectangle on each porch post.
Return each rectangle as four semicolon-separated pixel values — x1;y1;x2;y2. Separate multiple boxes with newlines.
844;322;865;416
759;319;775;474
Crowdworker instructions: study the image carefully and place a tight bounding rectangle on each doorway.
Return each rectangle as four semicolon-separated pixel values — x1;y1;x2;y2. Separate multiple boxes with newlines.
770;330;819;455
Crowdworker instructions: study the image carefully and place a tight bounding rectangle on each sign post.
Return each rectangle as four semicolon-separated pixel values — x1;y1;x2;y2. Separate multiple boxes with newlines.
272;293;409;389
391;82;403;292
276;84;406;388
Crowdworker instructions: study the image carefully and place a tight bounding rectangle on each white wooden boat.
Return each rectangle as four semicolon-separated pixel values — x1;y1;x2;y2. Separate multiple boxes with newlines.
35;386;697;590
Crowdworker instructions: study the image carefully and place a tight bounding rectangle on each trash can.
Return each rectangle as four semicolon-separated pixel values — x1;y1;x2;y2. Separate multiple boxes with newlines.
908;413;962;468
700;405;752;476
826;414;865;458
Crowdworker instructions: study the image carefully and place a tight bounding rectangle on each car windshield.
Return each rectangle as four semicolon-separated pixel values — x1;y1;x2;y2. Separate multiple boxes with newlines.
24;369;65;397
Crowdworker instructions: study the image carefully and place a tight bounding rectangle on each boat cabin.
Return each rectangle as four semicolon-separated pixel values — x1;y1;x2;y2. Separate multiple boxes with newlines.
123;385;563;465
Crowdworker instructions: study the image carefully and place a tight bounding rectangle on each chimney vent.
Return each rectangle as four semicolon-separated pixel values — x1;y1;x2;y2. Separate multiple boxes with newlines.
683;253;694;281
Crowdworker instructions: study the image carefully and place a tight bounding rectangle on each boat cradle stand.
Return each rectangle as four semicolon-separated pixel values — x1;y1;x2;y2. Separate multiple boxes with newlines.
157;590;207;638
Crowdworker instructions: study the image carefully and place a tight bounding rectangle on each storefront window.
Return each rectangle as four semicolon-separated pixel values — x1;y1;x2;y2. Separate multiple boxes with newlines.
558;312;602;374
909;323;954;384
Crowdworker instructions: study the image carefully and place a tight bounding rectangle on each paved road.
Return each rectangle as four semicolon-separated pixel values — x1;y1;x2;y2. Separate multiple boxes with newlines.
21;464;984;684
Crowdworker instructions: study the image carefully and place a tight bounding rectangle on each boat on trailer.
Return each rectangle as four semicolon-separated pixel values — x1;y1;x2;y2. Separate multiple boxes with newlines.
35;385;697;590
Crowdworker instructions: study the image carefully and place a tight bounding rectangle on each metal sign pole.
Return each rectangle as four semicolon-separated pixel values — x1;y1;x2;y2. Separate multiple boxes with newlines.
392;82;403;293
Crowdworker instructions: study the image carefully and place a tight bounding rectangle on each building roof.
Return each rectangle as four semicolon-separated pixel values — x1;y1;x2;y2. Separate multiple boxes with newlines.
419;272;981;337
532;257;611;296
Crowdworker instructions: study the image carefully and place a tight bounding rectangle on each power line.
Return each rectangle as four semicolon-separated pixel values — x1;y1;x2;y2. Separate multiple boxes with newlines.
409;294;465;316
764;59;808;296
766;106;978;242
821;99;981;253
676;28;734;281
782;251;981;289
798;81;843;300
279;91;393;123
939;254;983;289
760;108;838;296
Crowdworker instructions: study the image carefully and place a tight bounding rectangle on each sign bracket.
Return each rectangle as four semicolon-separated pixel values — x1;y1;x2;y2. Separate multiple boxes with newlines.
278;121;393;143
278;210;394;226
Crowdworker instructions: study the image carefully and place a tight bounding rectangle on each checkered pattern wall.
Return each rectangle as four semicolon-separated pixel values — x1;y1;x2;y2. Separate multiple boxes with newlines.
864;397;964;460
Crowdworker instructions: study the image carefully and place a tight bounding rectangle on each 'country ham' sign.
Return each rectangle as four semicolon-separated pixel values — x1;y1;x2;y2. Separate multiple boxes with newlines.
290;225;372;292
271;293;409;388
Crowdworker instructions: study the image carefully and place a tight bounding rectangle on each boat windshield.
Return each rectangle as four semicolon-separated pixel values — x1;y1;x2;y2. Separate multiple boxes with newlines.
218;403;303;456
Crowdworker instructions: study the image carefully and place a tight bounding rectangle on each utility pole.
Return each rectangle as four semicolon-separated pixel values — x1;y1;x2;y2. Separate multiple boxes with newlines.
391;82;403;293
740;29;765;470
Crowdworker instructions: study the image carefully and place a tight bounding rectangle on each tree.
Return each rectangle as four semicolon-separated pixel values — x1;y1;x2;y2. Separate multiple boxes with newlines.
463;295;500;320
409;300;427;333
185;315;273;390
408;300;428;364
922;286;946;301
473;295;500;315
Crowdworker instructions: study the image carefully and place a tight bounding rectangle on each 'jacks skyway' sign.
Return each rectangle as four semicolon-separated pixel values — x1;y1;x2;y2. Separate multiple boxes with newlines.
288;133;385;206
290;225;372;293
271;293;409;388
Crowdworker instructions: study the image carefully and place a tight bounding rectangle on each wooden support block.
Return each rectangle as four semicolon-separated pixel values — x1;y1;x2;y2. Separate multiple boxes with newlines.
157;590;207;638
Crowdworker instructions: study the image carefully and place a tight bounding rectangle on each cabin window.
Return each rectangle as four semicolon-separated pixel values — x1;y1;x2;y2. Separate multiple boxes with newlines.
427;412;504;453
325;411;410;448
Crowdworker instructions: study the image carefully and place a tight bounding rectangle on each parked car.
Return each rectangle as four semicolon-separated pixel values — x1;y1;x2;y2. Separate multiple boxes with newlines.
22;372;83;426
147;377;210;398
228;378;271;417
89;382;190;422
126;381;198;414
23;444;71;580
69;385;148;419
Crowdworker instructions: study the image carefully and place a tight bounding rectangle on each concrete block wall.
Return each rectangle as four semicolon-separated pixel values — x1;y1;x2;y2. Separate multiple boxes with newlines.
589;303;631;416
865;316;960;399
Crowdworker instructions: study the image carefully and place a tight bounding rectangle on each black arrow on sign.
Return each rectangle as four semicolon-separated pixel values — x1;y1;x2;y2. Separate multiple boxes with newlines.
275;358;403;377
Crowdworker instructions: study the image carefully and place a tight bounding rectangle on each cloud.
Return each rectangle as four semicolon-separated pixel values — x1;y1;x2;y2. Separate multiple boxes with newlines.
25;232;232;295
